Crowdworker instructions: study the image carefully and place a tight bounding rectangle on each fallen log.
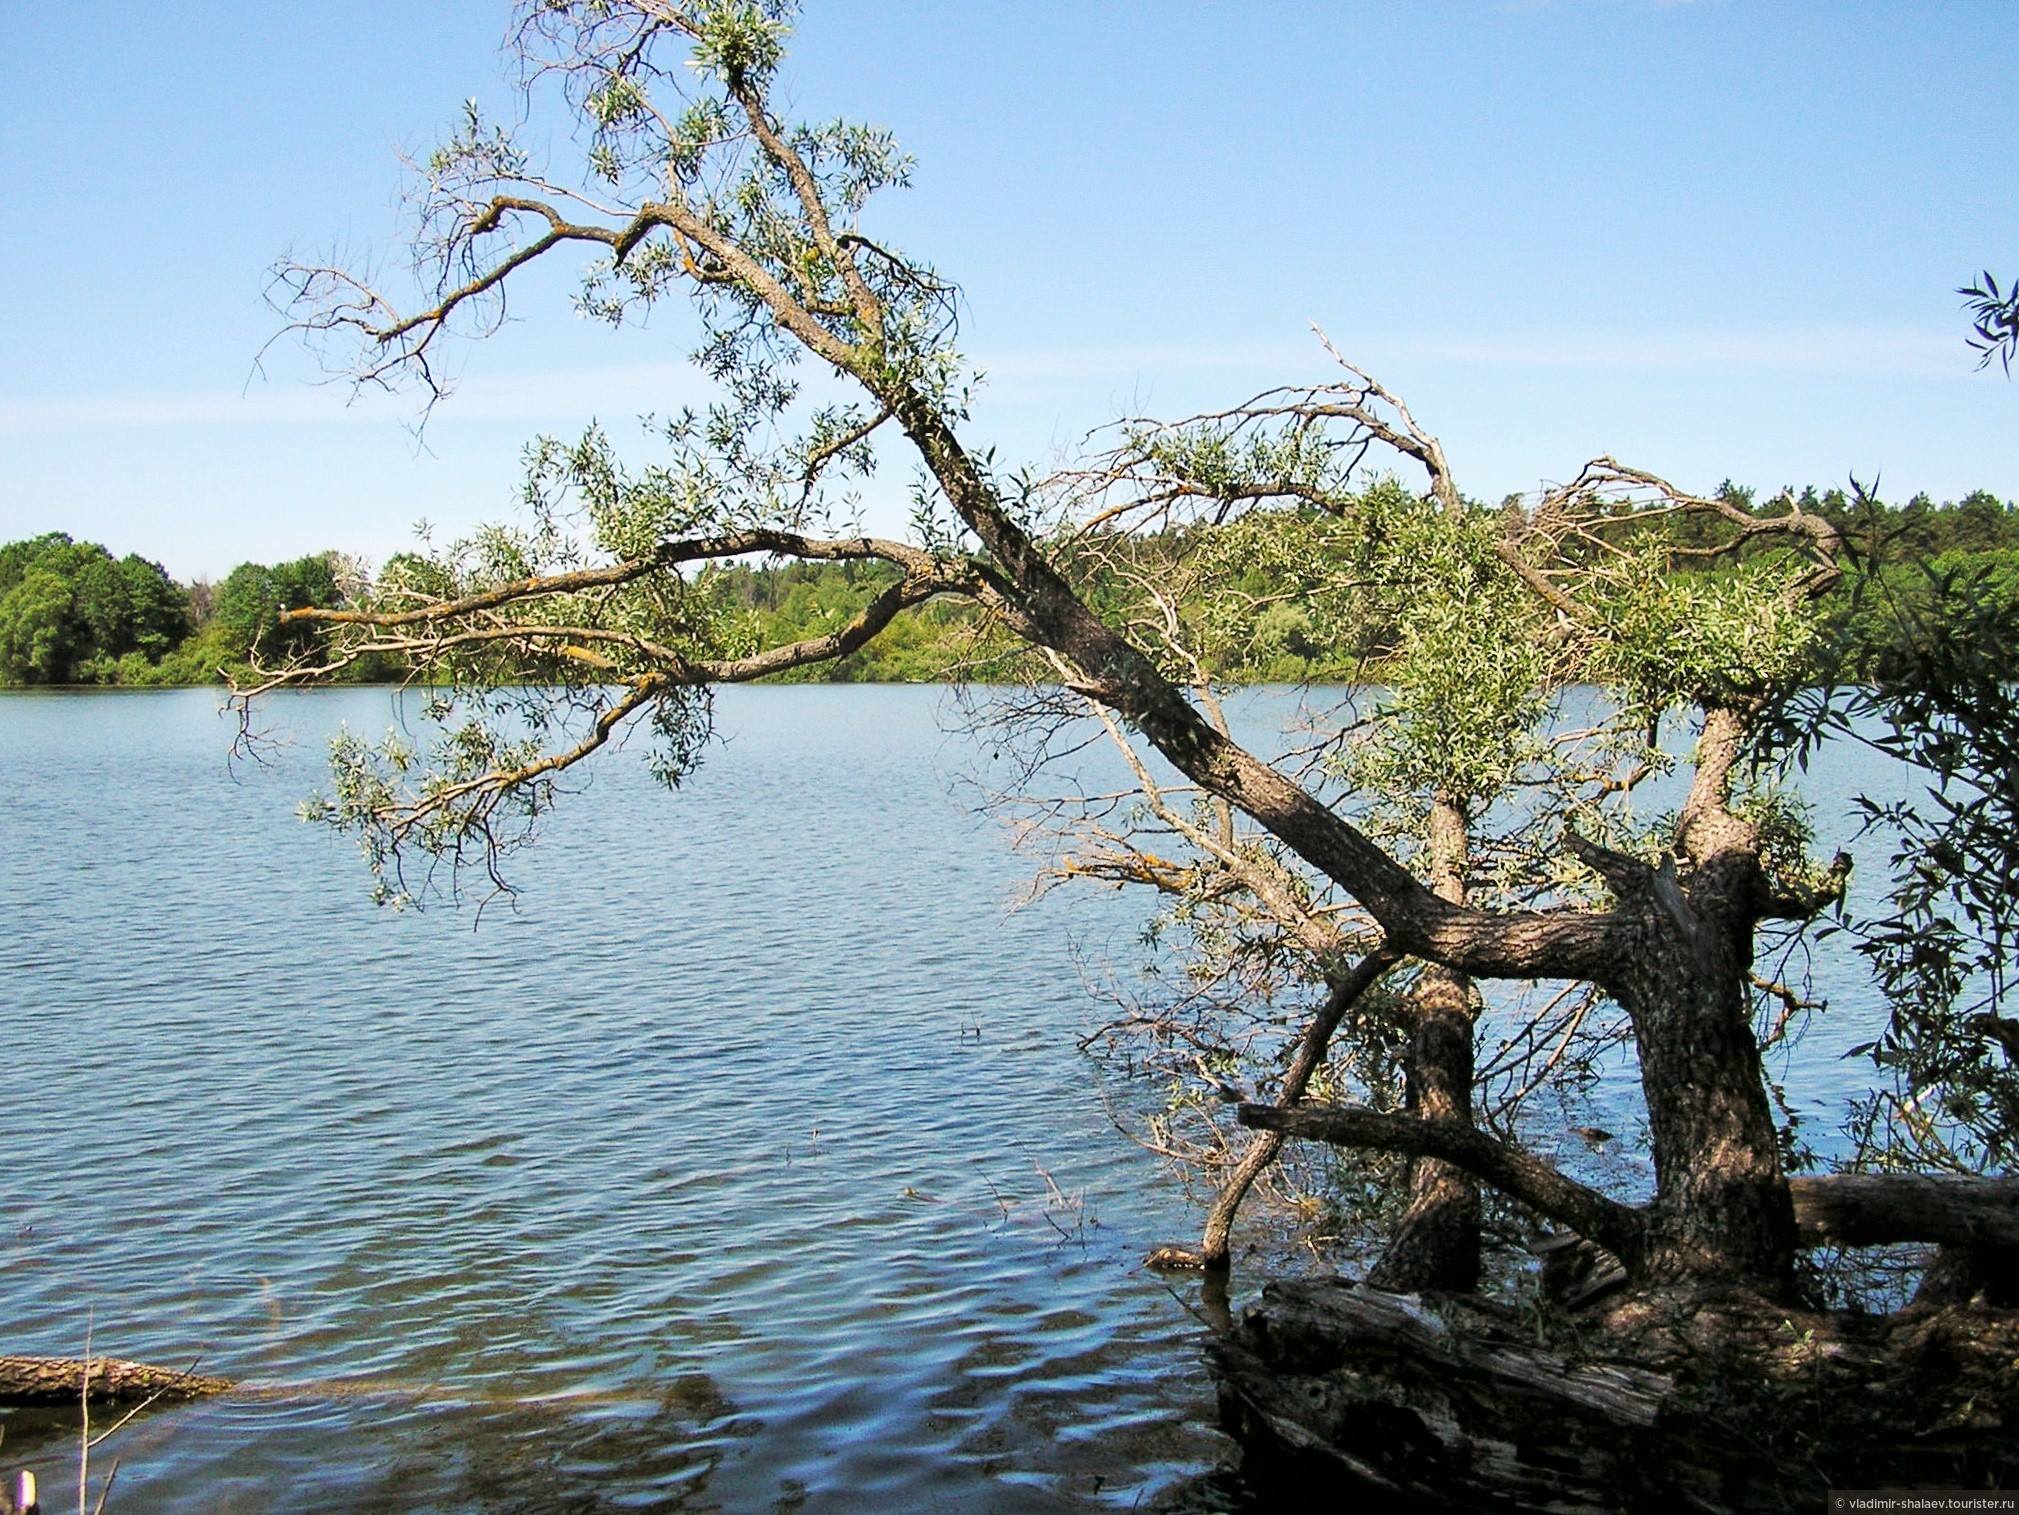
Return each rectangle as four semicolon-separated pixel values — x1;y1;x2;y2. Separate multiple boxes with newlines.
0;1355;231;1409
1211;1277;2019;1513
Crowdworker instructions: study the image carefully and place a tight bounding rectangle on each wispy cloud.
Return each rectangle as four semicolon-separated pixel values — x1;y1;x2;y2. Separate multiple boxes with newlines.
984;324;1966;384
0;362;711;436
1381;324;1963;376
981;341;1321;383
0;325;1970;437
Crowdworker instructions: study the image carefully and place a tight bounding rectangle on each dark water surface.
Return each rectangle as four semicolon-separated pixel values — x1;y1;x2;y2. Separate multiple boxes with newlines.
0;686;1908;1512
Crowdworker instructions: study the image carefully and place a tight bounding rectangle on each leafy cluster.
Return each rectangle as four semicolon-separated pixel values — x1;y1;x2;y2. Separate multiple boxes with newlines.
1316;481;1559;810
1584;547;1819;715
0;534;189;684
1799;554;2019;1172
1960;268;2019;373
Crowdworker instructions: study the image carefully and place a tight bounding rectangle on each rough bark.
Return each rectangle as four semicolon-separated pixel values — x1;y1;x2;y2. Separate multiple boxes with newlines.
1212;1280;1678;1513
1789;1173;2019;1251
1609;900;1794;1284
1615;933;1792;1284
1367;796;1484;1293
0;1355;230;1409
1365;973;1481;1292
1570;708;1797;1287
1212;1277;2019;1513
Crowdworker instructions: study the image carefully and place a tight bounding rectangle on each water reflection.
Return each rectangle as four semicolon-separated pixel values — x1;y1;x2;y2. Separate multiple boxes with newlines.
9;1377;753;1514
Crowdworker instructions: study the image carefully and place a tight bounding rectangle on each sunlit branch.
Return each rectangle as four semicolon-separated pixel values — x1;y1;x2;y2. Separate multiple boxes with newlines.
278;530;943;633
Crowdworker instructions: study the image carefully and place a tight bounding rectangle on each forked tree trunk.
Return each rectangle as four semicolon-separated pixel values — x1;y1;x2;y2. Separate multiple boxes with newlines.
1574;705;1800;1291
1607;873;1795;1286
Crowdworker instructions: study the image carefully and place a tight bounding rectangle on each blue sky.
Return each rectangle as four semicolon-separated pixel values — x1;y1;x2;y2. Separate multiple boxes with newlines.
2;2;2013;582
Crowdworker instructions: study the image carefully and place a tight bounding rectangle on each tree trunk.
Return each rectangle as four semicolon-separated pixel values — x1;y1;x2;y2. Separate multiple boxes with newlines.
1366;970;1480;1292
1368;796;1482;1292
1612;888;1796;1287
1591;706;1799;1289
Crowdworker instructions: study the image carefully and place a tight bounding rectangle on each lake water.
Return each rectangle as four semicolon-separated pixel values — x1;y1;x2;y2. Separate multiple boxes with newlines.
0;686;1910;1512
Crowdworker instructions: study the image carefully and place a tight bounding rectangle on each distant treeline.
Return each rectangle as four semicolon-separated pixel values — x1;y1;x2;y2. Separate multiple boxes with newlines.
0;534;357;687
4;483;2016;687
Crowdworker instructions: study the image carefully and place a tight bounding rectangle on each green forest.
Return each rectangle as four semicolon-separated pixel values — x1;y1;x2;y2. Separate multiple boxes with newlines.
4;483;2015;689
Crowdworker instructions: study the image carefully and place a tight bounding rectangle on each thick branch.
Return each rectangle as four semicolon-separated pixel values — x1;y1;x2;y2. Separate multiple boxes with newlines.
279;530;940;632
1239;1102;1646;1265
693;570;975;680
1554;457;1846;603
380;195;634;344
1079;696;1356;966
330;569;975;685
726;78;880;329
890;394;1623;986
1788;1173;2019;1251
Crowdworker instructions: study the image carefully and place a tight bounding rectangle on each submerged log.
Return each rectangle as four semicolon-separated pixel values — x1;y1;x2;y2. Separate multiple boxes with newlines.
0;1355;231;1408
1211;1277;2019;1513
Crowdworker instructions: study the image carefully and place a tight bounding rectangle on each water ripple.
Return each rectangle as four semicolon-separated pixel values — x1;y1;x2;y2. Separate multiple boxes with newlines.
0;688;1225;1513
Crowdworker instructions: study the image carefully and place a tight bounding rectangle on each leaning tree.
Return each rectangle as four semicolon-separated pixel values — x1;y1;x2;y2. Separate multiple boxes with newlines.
243;4;2016;1502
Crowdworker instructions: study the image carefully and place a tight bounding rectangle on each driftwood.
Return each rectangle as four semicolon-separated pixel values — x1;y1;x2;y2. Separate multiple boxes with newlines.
1212;1277;2019;1513
0;1355;230;1409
